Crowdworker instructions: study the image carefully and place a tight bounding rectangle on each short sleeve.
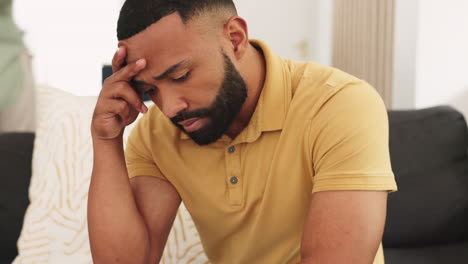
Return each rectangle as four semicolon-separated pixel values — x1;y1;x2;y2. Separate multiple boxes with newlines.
124;112;167;181
309;81;398;193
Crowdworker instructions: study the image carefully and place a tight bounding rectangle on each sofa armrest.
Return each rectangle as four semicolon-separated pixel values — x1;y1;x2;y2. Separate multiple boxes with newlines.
0;133;35;262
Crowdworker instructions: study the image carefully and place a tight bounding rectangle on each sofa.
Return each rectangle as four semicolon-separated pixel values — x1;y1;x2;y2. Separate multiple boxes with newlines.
1;88;467;263
383;106;468;263
0;133;34;264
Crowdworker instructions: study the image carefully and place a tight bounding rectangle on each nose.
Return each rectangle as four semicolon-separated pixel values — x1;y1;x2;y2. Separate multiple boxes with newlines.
157;91;188;118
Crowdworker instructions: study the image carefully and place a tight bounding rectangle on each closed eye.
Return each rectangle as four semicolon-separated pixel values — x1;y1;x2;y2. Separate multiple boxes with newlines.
172;71;190;83
145;87;156;96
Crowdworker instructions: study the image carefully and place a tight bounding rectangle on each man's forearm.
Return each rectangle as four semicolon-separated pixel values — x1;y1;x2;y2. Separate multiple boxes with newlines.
87;137;150;264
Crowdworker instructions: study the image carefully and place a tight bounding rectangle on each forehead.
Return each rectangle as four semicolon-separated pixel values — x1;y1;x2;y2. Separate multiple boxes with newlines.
119;13;215;71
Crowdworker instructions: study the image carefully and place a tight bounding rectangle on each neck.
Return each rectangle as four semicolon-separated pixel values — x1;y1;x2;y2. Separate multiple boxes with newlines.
225;43;266;139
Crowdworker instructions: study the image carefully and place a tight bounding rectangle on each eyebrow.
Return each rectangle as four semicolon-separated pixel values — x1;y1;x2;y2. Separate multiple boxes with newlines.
154;59;191;80
132;59;192;86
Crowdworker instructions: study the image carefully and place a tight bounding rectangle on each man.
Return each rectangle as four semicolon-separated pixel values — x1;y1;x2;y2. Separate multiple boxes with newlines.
88;0;398;263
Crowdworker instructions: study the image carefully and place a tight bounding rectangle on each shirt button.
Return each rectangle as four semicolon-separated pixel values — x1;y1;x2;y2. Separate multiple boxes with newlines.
228;146;236;154
230;177;239;185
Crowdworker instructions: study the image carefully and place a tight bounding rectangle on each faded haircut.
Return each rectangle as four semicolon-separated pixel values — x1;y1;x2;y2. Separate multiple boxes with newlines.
117;0;237;40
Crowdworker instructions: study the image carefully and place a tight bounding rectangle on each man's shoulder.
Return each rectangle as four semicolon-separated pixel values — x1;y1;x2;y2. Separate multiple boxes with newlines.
285;59;362;94
285;59;380;121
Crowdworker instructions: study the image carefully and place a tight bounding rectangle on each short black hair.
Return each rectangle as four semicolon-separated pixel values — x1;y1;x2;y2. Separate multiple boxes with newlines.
117;0;237;41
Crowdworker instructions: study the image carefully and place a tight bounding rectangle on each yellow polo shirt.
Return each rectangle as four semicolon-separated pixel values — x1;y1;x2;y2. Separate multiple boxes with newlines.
125;40;398;264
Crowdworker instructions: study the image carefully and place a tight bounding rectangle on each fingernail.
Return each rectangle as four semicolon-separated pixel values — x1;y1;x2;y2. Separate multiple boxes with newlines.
141;104;148;113
136;59;145;67
117;47;123;55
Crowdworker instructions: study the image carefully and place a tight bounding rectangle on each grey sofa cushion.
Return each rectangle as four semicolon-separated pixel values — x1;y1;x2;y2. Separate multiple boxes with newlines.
384;241;468;264
0;133;34;262
383;106;468;247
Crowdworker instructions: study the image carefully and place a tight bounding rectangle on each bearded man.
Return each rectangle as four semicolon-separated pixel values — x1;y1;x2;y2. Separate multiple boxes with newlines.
88;1;398;263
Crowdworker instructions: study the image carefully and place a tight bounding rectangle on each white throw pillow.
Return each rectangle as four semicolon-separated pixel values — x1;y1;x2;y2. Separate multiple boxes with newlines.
13;85;207;264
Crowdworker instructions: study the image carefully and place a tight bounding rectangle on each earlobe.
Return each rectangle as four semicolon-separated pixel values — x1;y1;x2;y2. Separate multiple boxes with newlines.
224;16;249;59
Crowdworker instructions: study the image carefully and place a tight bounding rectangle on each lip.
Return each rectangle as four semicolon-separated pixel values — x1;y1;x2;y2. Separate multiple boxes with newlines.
179;118;202;132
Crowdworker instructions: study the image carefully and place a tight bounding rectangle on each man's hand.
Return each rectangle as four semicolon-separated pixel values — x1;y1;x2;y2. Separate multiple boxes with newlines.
91;47;148;140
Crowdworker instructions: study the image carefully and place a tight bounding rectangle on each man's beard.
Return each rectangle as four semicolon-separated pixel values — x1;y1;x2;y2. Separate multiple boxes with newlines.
170;52;248;145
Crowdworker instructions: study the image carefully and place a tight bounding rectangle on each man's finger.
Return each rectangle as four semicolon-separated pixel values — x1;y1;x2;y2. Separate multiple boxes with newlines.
106;99;128;115
108;81;148;114
112;47;127;73
112;58;146;82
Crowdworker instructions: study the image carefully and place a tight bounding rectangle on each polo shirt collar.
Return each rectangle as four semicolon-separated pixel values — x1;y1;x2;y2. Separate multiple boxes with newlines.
180;39;290;142
251;39;290;132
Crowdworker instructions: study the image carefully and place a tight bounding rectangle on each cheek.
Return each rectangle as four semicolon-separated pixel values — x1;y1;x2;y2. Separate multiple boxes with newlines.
149;93;161;108
184;71;223;107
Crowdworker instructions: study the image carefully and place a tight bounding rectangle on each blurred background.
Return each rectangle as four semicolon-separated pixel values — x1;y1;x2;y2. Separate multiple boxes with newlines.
1;0;468;131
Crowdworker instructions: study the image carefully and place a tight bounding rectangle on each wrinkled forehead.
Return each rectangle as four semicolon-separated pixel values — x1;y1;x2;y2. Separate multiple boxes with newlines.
119;13;200;67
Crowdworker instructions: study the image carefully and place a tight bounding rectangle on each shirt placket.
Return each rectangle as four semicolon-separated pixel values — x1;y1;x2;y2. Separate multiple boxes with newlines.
225;144;243;206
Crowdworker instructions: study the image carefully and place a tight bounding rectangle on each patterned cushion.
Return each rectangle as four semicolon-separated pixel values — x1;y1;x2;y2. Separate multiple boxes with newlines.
13;85;207;264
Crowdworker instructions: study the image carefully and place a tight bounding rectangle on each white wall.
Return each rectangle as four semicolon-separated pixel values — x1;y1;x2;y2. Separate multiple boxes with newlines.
14;0;122;96
235;0;333;65
235;0;313;61
392;0;468;118
13;0;332;96
307;0;333;66
392;0;419;109
415;0;468;117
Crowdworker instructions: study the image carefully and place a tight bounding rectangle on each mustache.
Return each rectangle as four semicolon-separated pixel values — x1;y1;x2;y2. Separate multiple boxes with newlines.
170;108;211;123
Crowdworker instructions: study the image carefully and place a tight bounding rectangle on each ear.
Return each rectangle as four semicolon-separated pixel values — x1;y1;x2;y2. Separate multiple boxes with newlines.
223;16;249;60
